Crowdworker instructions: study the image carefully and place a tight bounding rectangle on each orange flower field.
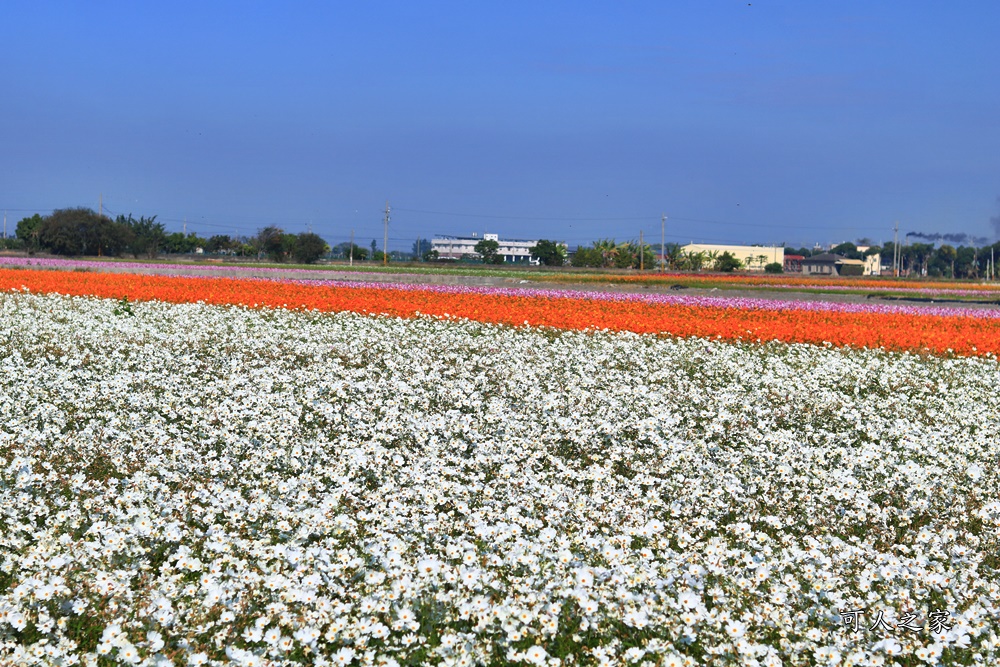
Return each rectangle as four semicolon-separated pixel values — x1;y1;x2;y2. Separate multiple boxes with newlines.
3;267;1000;357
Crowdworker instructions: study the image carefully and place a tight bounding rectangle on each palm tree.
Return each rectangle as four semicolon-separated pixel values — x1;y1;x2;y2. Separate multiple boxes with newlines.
592;239;619;268
614;241;636;269
665;244;683;270
686;250;708;271
702;250;720;272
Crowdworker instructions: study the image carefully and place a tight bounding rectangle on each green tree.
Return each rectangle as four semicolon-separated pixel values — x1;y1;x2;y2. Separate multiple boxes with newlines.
205;234;238;254
954;246;977;278
764;262;783;274
530;240;566;266
908;242;935;276
831;242;863;260
162;232;204;254
281;233;298;259
16;214;44;252
934;244;957;278
39;213;86;255
292;232;328;264
629;241;655;270
474;238;502;264
592;239;619;268
335;241;367;260
93;216;134;256
571;246;603;268
663;243;683;270
714;252;742;272
682;250;708;271
985;242;1000;279
256;226;285;262
38;208;131;256
164;233;191;254
612;242;635;269
412;238;432;260
118;214;166;258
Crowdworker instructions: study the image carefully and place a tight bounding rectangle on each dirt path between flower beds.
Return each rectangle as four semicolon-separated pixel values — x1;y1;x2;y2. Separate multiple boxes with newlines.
8;258;1000;311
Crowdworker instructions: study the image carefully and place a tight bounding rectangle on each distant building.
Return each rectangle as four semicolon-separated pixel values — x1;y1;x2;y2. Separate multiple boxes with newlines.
801;253;869;276
681;243;784;271
784;254;805;273
431;233;541;263
838;258;866;276
802;253;842;275
856;246;882;276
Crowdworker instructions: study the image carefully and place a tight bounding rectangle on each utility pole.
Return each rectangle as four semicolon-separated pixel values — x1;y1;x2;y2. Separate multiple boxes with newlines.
660;213;666;272
98;196;104;256
639;230;644;271
183;218;187;236
893;221;899;277
349;229;354;267
3;210;6;239
383;201;390;266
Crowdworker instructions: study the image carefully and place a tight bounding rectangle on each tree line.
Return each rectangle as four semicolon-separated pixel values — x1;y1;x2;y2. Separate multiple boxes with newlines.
572;238;1000;277
570;239;657;269
4;209;997;277
794;241;1000;279
460;238;568;266
0;210;563;266
2;209;333;264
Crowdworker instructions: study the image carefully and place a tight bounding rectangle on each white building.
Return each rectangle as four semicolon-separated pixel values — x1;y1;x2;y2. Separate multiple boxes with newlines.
855;246;882;276
680;243;784;271
432;233;542;263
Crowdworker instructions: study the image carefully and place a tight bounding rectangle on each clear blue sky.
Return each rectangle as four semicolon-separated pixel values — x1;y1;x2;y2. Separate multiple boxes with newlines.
3;1;999;251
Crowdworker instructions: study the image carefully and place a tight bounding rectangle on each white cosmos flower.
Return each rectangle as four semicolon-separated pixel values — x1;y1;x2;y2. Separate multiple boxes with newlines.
2;290;998;665
677;591;700;610
726;620;747;639
332;647;355;665
522;645;548;666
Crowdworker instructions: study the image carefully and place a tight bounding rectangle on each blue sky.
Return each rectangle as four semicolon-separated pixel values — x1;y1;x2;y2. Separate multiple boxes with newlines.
2;1;999;251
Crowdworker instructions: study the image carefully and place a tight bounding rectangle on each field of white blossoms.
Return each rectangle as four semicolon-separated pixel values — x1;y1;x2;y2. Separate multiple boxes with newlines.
1;290;999;667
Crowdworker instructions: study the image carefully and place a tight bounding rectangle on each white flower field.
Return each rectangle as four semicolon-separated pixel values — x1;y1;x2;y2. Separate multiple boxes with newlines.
1;291;998;666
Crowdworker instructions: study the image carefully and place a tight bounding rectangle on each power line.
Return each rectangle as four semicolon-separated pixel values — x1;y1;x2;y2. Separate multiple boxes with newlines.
394;205;884;231
0;201;899;232
393;206;650;222
1;199;914;250
667;215;873;231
